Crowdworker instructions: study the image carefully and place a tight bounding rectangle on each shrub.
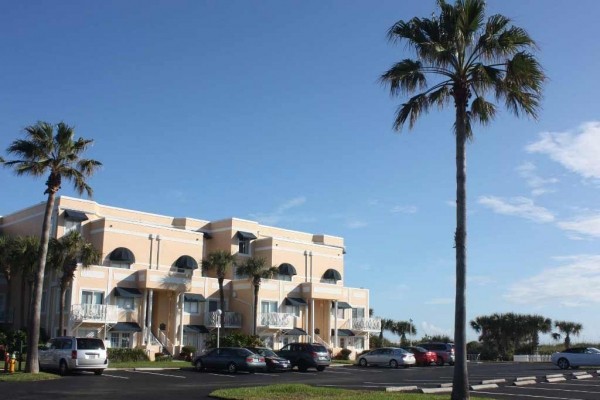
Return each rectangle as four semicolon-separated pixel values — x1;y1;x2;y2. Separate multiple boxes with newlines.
335;348;352;360
179;345;196;361
108;348;150;363
155;353;173;362
206;332;262;349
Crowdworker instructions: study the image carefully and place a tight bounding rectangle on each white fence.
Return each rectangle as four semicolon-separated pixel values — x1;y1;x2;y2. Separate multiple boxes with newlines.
513;354;552;362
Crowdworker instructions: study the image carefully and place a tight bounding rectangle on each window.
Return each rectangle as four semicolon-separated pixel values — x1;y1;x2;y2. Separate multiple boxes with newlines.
277;274;292;281
110;261;131;269
285;305;300;317
82;291;104;305
339;337;346;348
117;297;135;310
64;219;81;234
184;299;200;314
78;328;98;338
352;308;365;319
261;300;278;314
239;240;250;255
331;307;344;319
208;299;226;313
110;332;131;348
353;337;364;350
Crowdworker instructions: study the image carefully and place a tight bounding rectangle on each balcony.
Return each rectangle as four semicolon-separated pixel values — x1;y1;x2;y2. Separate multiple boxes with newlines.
204;311;242;328
350;317;381;333
70;304;119;324
258;312;295;330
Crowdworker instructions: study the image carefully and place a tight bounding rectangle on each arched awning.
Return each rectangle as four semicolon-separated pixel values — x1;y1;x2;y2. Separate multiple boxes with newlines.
109;247;135;263
278;263;297;276
322;268;342;281
175;255;198;270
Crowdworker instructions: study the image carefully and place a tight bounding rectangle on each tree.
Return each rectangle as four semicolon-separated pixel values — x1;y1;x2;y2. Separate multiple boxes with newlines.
201;250;235;328
380;1;544;397
0;235;19;325
47;231;100;335
2;121;101;373
235;257;278;336
379;318;395;341
554;321;583;349
16;236;40;327
392;320;417;345
526;315;552;354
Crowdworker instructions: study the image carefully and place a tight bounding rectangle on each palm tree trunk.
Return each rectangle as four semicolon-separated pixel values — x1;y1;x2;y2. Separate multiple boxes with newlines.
59;279;67;336
20;276;26;327
218;277;225;328
26;191;55;373
4;276;11;324
452;89;469;400
253;283;259;336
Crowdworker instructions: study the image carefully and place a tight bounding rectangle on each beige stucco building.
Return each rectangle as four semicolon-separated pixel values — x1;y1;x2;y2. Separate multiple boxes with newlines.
0;196;380;359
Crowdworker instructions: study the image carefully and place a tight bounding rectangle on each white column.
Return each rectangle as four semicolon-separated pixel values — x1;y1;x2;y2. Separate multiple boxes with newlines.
179;293;185;349
311;299;315;343
334;301;338;348
304;306;309;343
141;289;148;345
148;289;154;333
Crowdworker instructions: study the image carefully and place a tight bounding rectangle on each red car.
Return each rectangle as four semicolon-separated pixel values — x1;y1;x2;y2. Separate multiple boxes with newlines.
404;346;437;366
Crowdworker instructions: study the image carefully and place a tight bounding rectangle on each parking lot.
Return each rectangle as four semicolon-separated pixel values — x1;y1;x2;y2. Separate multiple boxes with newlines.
3;363;600;399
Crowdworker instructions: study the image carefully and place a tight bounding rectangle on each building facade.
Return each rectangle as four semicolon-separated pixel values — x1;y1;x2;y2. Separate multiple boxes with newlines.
0;196;380;358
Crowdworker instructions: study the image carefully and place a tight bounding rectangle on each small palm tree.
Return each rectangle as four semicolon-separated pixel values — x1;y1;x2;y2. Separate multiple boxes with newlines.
3;121;101;373
0;235;20;324
393;320;418;345
235;257;278;336
379;318;395;341
380;1;544;397
554;321;583;349
14;236;40;327
48;231;100;335
201;250;235;328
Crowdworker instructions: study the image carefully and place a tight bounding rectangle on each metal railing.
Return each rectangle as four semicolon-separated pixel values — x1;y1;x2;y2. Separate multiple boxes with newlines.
205;311;242;328
513;354;552;362
158;330;174;355
351;317;382;332
258;312;295;329
314;334;331;349
70;304;119;323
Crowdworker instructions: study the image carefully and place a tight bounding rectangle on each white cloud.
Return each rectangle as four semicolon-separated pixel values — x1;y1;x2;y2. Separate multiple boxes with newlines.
526;121;600;180
346;219;368;229
516;162;558;196
505;255;600;306
249;196;308;225
478;196;555;223
425;298;454;305
558;214;600;238
468;275;494;286
391;205;418;214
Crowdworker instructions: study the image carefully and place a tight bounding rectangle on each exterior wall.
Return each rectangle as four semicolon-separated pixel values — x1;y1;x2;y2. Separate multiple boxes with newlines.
0;196;377;358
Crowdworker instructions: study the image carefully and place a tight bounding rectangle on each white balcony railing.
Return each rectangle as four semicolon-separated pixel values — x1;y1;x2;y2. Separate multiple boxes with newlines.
351;317;381;332
258;312;295;329
205;311;242;328
70;304;119;324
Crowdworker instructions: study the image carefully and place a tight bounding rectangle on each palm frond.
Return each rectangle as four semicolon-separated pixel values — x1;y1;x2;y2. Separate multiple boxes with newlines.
469;96;497;125
380;59;427;96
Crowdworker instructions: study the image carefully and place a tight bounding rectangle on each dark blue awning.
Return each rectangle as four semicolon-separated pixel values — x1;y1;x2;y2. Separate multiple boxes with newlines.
236;231;257;240
184;325;209;334
283;327;308;336
278;263;297;276
110;322;142;332
114;287;143;298
332;328;355;337
109;247;135;263
175;255;198;270
64;209;88;222
285;297;307;307
332;301;352;309
184;293;206;302
323;268;342;281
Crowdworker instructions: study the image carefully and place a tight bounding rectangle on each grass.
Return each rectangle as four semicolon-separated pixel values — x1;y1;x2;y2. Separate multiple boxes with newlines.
0;371;60;382
331;359;354;365
109;360;189;369
210;384;488;400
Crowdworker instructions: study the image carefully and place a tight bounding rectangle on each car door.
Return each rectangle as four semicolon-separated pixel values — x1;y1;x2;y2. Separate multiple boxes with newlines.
38;339;57;368
366;349;381;365
217;348;233;370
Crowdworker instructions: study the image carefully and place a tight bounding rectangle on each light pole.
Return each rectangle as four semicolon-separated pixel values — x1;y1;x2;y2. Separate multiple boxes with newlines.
216;309;223;348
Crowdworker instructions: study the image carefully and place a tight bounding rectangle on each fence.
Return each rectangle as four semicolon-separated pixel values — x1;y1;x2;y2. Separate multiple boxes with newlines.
513;354;552;362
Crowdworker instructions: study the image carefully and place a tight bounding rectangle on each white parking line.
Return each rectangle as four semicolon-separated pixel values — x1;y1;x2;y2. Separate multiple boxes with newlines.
253;373;280;377
102;374;129;379
208;373;235;378
473;391;586;400
325;370;353;374
509;386;600;395
543;382;600;387
131;370;186;378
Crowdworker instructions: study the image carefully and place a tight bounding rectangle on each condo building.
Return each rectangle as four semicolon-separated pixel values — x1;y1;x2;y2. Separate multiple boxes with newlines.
0;196;380;358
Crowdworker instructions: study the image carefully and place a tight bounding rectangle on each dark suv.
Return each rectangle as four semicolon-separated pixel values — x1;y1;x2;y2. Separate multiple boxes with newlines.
276;343;330;372
418;342;455;366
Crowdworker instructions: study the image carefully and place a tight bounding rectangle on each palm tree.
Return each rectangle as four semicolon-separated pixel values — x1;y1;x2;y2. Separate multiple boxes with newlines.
3;121;101;373
235;257;278;336
392;320;417;345
380;1;544;397
379;318;395;341
527;315;552;354
554;321;583;349
201;250;235;328
47;231;100;335
17;236;40;327
0;235;20;324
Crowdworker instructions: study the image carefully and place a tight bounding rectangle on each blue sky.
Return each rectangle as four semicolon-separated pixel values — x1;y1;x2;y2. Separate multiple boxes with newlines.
2;1;600;343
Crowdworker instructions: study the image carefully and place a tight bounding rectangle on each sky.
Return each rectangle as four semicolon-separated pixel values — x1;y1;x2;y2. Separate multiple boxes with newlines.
2;0;600;344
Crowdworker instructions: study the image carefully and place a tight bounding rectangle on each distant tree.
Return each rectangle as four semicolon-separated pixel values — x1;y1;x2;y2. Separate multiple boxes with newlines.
392;320;417;345
381;1;544;397
554;321;583;349
2;121;101;373
47;231;100;335
202;250;235;328
379;318;395;340
420;334;453;344
235;257;278;336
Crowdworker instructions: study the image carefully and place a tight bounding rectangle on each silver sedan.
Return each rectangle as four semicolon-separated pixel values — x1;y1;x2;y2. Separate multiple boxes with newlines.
356;347;416;368
551;347;600;369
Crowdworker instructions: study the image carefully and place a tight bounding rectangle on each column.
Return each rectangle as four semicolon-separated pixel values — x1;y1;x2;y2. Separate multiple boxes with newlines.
334;300;338;348
311;299;315;343
179;293;184;349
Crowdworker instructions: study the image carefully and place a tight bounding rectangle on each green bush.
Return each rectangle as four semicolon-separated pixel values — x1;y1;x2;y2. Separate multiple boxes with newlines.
179;345;196;361
335;348;352;360
108;348;150;363
206;331;262;349
155;353;173;362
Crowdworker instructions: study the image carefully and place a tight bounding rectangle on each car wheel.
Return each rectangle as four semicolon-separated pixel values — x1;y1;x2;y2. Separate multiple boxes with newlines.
94;370;103;376
359;358;368;367
389;359;399;369
436;356;444;366
59;360;69;376
316;366;326;372
194;360;205;372
557;358;570;370
227;362;237;373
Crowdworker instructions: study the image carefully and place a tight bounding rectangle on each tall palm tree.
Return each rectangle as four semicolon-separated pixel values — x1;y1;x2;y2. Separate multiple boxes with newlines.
381;1;544;397
47;231;100;335
554;321;583;349
201;250;235;328
2;121;101;373
235;257;278;336
527;315;552;354
392;320;417;345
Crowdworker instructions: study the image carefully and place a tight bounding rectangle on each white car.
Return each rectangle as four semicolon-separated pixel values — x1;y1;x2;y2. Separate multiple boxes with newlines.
39;336;108;375
551;347;600;370
356;347;416;368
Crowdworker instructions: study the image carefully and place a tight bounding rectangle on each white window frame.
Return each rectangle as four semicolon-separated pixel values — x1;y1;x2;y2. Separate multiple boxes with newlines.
352;307;365;319
238;239;251;255
261;300;278;314
116;297;135;310
64;219;81;234
110;332;131;348
110;261;131;269
81;290;104;305
184;299;200;314
285;305;300;317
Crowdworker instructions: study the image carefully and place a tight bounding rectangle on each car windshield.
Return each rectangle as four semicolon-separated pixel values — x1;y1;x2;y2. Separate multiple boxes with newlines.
253;348;277;357
413;347;427;352
312;345;327;353
588;348;600;354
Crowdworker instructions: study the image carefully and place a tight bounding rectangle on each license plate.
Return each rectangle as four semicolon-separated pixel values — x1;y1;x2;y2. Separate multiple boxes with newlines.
88;355;98;359
319;356;328;360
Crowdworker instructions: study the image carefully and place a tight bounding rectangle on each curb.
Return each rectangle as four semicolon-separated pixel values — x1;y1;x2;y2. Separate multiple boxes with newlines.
513;380;537;386
386;386;418;392
470;383;498;390
421;387;452;394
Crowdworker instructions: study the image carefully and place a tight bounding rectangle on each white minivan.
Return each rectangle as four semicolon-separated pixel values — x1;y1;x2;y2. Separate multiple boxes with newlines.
39;337;108;375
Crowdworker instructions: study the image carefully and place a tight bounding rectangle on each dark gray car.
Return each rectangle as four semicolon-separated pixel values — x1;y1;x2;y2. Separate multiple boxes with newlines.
276;343;330;372
192;347;266;373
